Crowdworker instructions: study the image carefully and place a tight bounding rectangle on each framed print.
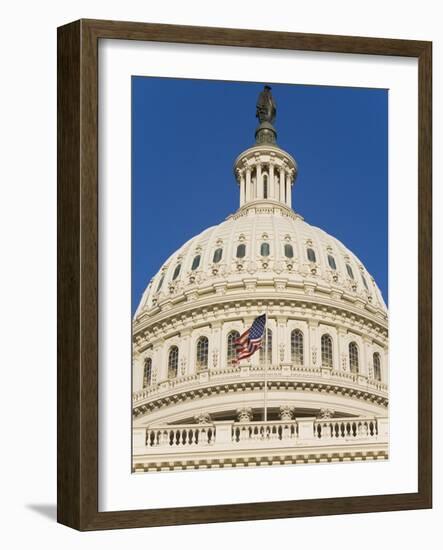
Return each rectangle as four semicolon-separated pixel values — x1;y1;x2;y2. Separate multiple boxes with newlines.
57;19;432;530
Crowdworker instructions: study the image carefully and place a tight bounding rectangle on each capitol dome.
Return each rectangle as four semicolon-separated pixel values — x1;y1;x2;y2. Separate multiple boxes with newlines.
135;200;387;318
132;87;389;472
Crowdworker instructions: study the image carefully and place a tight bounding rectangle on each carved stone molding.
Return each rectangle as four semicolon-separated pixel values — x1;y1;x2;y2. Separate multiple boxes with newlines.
236;407;253;423
317;408;335;419
194;412;212;424
279;405;294;421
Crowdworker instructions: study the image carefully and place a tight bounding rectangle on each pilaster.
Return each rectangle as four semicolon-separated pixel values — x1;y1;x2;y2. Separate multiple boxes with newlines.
308;320;319;368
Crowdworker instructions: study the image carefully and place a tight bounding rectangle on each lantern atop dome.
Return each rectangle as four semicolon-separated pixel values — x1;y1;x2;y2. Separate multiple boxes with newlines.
234;86;298;210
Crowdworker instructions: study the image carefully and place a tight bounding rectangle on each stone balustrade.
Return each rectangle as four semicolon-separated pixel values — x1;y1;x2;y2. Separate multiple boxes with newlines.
232;420;298;443
146;423;216;448
133;364;388;406
313;417;385;440
136;416;388;452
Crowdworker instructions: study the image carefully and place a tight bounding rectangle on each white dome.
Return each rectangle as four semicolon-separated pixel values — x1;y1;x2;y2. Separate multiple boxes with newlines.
134;200;387;321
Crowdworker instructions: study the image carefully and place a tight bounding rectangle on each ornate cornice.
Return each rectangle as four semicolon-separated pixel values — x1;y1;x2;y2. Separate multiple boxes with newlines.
227;200;303;222
132;372;389;419
133;447;388;473
133;294;388;353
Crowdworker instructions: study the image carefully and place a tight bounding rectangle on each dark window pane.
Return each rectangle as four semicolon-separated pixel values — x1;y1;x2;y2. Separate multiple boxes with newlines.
291;329;303;365
284;244;294;258
156;275;164;292
307;248;316;262
260;242;270;257
143;358;152;387
321;334;333;367
373;352;381;381
346;264;354;279
362;274;369;290
172;264;181;280
191;255;201;270
168;346;178;378
213;248;223;263
196;337;209;370
227;330;240;366
349;342;359;373
236;244;246;258
328;255;337;270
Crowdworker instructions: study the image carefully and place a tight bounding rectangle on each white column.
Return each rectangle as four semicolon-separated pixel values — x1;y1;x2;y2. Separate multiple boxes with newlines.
245;168;251;202
256;163;263;199
239;171;245;206
286;171;291;207
286;171;292;208
269;163;275;200
279;168;286;202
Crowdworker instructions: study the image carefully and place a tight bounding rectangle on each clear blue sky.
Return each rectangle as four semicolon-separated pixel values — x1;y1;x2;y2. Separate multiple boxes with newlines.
132;77;388;314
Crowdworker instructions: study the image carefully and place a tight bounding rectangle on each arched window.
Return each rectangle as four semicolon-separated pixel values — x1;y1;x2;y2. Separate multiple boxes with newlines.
321;334;333;368
284;244;294;258
156;275;164;293
263;174;268;199
349;342;359;373
346;264;354;279
168;346;178;379
227;330;240;366
213;248;223;263
143;357;152;387
307;248;316;263
236;244;246;258
373;352;381;381
196;336;209;370
260;242;270;257
259;329;272;364
172;264;181;280
191;255;201;270
328;255;337;270
291;329;304;365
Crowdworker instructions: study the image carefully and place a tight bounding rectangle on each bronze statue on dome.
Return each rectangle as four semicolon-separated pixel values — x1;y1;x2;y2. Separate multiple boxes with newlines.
256;85;277;125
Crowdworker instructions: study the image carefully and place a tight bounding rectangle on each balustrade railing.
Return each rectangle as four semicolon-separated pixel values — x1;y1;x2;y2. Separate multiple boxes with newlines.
135;417;388;452
133;364;388;404
232;420;297;443
313;418;378;440
146;424;216;448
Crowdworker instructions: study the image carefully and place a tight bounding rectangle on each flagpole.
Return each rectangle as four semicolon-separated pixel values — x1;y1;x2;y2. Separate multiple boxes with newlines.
264;309;268;422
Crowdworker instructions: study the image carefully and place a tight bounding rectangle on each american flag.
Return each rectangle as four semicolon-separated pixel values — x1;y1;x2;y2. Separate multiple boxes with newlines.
234;314;267;363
